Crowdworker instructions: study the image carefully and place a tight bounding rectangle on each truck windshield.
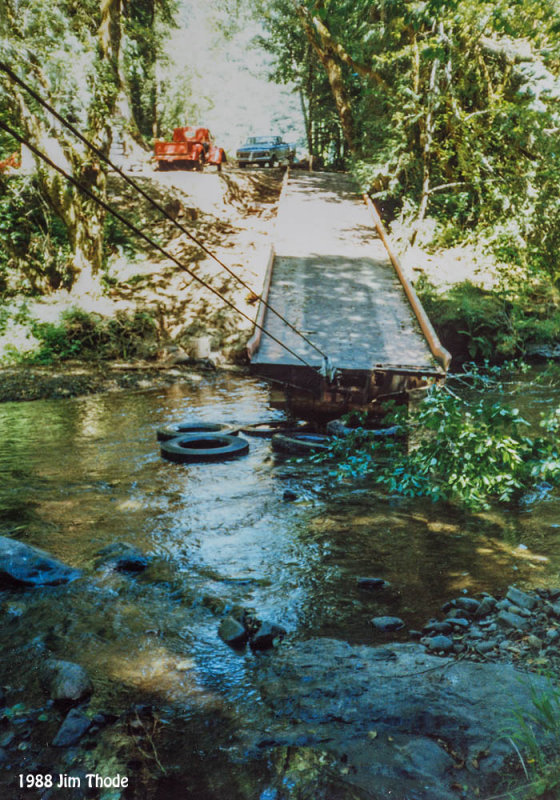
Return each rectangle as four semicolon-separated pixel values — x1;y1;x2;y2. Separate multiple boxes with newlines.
246;137;279;145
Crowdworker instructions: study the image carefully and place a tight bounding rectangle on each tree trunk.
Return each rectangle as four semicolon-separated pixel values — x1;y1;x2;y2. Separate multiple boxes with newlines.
291;1;356;154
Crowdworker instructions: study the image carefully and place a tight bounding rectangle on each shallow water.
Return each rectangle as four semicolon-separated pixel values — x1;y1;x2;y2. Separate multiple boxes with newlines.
1;368;560;794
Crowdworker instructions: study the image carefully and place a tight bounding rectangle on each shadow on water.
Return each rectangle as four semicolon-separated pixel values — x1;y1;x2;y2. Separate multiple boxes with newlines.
1;369;560;795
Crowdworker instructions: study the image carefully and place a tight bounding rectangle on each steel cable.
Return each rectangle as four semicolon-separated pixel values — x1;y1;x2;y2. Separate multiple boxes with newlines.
0;118;320;370
0;60;331;365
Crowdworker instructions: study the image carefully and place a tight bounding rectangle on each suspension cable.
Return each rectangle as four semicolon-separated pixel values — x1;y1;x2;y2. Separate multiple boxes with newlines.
0;60;330;364
0;119;321;370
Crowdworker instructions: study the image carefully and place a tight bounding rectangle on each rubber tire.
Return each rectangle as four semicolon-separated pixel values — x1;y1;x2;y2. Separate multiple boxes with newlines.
240;420;310;439
157;422;239;442
271;433;330;455
160;433;249;463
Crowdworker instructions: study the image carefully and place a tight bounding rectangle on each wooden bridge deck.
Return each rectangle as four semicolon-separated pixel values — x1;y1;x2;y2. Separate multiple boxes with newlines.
248;172;446;404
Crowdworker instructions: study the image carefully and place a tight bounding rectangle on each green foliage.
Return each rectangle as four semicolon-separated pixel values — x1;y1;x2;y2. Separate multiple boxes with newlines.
416;277;560;363
0;175;73;294
252;0;560;288
0;307;158;365
507;679;560;798
122;0;179;140
321;376;560;510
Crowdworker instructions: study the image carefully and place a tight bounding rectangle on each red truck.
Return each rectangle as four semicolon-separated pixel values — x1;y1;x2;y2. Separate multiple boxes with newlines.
154;127;226;171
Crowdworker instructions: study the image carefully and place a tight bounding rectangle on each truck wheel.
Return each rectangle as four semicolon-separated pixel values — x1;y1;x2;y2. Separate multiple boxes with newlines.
268;157;277;168
238;162;246;168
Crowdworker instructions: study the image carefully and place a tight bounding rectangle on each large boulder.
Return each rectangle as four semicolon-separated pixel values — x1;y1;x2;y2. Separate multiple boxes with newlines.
251;638;554;799
0;536;81;587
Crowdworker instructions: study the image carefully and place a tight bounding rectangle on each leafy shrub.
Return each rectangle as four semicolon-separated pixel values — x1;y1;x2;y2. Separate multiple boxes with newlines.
416;278;560;364
507;679;560;798
321;378;560;510
0;308;158;365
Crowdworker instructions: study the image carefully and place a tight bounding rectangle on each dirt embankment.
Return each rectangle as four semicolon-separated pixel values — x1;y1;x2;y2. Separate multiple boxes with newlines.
0;168;284;402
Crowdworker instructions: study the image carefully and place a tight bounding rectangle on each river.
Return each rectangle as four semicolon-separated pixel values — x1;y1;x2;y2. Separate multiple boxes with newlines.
1;367;559;797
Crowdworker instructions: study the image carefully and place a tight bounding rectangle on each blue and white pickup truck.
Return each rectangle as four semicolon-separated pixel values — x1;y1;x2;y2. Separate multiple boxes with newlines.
236;136;295;167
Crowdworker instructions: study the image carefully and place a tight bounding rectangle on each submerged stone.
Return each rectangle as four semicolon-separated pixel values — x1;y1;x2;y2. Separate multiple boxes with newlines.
250;621;287;650
218;616;248;648
357;577;391;591
371;616;404;632
94;542;149;573
52;709;91;747
40;660;92;705
0;535;81;588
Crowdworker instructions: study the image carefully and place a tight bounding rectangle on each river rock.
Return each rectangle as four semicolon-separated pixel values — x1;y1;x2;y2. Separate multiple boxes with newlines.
449;617;470;630
476;596;497;617
94;542;149;573
52;709;91;747
506;586;538;611
371;616;404;632
445;608;471;620
0;536;81;587
527;635;542;650
250;621;287;650
218;616;248;648
423;620;452;635
357;577;391;591
497;610;530;631
424;635;453;653
252;638;555;799
546;601;560;618
475;640;497;654
455;597;480;615
40;660;93;704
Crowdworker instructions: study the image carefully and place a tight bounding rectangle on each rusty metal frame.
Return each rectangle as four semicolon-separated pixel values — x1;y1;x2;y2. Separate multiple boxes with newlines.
246;167;291;360
246;243;276;358
363;194;451;372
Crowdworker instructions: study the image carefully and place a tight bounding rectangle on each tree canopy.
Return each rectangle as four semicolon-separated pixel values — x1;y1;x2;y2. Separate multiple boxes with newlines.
252;0;560;275
1;0;560;294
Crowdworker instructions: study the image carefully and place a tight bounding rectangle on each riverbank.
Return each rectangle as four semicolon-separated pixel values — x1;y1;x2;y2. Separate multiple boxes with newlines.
0;360;236;403
0;168;283;377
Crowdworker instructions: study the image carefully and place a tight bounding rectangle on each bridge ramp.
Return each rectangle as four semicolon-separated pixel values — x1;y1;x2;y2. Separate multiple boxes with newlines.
250;172;442;388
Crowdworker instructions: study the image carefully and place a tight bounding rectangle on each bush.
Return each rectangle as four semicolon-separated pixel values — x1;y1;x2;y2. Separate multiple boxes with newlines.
0;307;158;365
321;376;560;511
416;278;560;364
